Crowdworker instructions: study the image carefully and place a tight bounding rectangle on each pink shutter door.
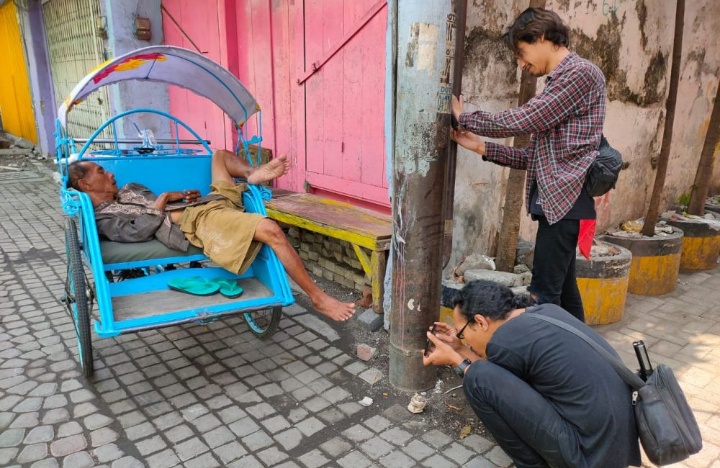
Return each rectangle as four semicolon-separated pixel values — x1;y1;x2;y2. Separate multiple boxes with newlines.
161;0;232;151
301;0;389;211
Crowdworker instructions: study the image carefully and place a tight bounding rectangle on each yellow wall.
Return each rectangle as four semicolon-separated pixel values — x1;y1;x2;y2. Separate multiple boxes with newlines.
0;2;36;142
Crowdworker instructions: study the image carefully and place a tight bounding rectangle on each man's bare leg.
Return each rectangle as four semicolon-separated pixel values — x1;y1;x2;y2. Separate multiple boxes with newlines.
254;219;356;321
211;149;289;185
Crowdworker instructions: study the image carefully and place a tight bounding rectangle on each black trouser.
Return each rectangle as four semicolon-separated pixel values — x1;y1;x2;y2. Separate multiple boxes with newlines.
528;217;584;322
463;361;583;468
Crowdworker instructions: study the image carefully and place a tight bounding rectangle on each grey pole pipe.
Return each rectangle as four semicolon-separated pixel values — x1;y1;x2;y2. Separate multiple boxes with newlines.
389;0;456;391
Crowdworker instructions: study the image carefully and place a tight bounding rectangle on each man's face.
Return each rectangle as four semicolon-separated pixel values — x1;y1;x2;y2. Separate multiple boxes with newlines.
514;39;550;77
78;162;118;196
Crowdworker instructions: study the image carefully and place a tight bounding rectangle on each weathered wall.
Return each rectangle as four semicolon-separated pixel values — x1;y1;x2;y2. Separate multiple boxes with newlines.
448;0;720;271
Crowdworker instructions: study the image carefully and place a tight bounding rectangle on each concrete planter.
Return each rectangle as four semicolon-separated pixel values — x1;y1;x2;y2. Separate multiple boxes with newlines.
600;228;683;296
575;241;632;325
666;217;720;271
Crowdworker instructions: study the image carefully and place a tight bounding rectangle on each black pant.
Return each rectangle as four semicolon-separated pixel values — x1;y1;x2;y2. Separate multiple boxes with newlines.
528;217;584;322
463;361;583;468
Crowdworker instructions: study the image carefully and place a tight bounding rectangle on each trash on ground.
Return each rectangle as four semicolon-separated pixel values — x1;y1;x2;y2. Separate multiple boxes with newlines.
407;393;427;414
358;396;373;407
459;424;472;439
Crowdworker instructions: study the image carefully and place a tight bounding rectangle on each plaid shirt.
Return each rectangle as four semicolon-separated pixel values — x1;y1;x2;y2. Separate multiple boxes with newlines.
459;52;606;224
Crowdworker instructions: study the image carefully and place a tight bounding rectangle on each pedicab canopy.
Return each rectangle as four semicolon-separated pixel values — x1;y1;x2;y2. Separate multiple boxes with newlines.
57;45;259;129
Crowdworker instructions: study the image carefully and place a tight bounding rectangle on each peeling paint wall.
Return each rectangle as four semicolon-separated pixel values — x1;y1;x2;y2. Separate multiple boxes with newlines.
448;0;720;269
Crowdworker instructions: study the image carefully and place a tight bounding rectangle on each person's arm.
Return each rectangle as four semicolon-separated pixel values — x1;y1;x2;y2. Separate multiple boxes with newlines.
483;141;531;170
95;212;165;243
422;332;484;371
459;66;596;138
151;190;201;211
431;322;485;362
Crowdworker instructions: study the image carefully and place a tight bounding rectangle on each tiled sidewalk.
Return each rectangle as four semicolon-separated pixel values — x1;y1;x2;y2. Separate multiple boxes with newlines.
1;165;718;467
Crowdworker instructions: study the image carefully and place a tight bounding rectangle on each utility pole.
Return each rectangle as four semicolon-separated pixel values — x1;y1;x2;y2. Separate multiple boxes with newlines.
389;0;456;391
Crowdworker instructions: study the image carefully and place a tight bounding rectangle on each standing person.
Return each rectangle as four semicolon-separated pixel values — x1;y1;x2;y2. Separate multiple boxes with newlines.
423;280;641;468
450;7;607;322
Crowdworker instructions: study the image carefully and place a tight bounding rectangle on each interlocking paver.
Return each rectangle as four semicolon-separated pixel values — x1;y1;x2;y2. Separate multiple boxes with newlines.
2;167;719;468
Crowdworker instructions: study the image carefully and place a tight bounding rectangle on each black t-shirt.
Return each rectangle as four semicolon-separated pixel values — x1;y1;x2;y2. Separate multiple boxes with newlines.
530;180;596;220
487;304;641;468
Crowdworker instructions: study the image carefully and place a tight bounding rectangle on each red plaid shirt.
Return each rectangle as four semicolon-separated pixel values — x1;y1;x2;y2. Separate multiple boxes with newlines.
459;52;606;224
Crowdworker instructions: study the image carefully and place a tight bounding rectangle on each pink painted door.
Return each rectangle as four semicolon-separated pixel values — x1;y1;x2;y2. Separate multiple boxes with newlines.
161;0;234;151
236;0;388;211
301;0;388;210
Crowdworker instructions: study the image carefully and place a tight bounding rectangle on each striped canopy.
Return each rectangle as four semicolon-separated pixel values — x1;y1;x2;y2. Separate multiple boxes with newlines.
57;45;258;129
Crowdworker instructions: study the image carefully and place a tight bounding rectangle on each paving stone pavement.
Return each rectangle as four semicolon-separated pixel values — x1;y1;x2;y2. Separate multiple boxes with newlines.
1;165;719;468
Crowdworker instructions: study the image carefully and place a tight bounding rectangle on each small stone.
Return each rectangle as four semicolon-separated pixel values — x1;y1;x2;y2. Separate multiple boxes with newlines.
356;344;376;362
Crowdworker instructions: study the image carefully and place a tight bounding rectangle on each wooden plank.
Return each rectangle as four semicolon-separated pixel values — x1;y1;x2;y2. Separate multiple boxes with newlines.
265;192;391;242
113;277;271;320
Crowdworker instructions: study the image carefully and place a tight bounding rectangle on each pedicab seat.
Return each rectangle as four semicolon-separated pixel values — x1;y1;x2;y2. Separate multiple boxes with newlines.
99;240;205;265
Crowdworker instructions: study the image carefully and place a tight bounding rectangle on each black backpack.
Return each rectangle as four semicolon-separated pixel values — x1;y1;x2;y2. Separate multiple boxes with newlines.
585;135;623;197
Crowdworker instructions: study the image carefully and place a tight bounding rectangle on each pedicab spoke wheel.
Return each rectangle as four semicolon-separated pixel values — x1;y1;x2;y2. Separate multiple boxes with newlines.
244;307;282;339
64;218;94;377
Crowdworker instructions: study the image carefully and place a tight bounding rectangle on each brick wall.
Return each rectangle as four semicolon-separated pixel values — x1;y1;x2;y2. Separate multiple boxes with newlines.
284;227;371;292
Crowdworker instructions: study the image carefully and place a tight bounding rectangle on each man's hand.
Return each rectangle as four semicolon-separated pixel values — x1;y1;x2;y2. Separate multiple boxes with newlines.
430;321;465;352
422;332;464;368
451;95;464;122
450;129;486;155
166;189;201;203
153;189;201;210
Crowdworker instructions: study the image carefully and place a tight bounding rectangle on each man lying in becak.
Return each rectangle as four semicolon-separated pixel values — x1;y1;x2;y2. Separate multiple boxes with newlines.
66;150;356;322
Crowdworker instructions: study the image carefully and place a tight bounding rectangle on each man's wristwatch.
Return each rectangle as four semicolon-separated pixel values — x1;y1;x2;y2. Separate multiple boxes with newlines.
453;359;472;378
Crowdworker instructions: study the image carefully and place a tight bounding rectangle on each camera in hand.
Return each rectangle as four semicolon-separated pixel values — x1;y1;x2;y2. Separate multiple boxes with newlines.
424;323;437;356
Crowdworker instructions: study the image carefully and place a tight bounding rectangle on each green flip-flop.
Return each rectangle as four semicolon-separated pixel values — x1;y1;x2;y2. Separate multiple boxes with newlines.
168;277;221;296
213;279;244;298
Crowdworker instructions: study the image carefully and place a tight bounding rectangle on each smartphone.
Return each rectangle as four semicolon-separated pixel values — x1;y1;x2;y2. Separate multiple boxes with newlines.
450;113;460;130
424;323;437;356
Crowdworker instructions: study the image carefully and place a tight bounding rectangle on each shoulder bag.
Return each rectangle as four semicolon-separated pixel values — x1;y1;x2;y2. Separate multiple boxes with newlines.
527;313;703;466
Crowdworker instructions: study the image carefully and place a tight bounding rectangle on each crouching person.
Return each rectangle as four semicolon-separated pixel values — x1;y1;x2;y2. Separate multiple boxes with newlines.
423;280;640;468
67;150;355;322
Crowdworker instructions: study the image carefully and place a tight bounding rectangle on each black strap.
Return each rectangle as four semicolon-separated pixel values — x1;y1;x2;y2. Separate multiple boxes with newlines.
526;313;645;390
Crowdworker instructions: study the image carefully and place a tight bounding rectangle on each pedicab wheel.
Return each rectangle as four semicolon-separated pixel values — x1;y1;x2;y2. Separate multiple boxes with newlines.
64;218;94;377
244;307;282;339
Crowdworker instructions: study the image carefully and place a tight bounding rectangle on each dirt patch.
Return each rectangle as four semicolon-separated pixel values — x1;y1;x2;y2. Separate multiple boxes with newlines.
300;274;495;442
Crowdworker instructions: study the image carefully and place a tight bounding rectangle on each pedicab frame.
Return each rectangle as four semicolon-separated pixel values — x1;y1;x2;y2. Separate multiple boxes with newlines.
55;46;295;377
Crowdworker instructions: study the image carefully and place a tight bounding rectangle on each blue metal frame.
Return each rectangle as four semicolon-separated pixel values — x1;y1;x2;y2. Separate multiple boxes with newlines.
56;108;294;339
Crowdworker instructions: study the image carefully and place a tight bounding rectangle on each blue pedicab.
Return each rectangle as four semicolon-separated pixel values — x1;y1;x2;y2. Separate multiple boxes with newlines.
55;46;294;377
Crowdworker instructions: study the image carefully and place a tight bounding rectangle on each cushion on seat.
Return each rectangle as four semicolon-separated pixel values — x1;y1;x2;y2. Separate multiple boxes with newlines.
100;240;205;264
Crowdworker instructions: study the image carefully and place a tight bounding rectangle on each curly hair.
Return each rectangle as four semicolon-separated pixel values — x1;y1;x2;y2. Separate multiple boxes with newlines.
502;7;570;55
453;280;536;321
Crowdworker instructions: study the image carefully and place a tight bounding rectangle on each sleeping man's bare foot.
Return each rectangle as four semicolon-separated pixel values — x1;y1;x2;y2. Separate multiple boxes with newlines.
248;155;290;185
311;293;357;322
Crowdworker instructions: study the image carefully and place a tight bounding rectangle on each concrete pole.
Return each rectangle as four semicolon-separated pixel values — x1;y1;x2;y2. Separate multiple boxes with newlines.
389;0;455;391
103;0;170;140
